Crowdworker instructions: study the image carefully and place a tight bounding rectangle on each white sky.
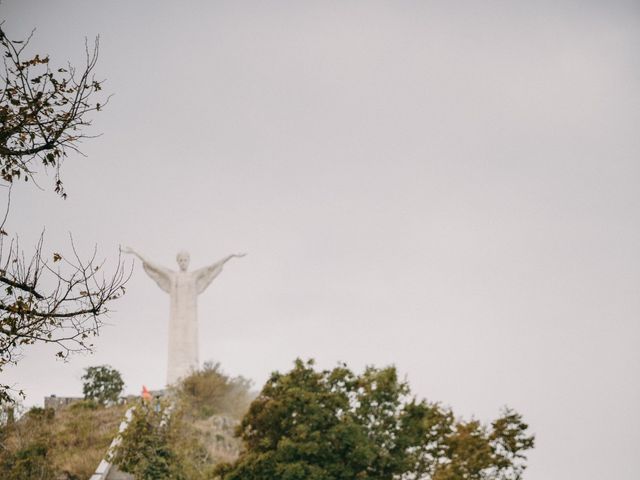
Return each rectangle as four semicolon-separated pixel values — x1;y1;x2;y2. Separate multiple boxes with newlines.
2;1;639;479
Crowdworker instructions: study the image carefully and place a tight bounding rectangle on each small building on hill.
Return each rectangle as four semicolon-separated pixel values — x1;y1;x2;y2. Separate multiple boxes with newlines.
44;395;82;410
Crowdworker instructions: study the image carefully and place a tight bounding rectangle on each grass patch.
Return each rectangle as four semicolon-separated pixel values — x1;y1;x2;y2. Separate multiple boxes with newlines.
0;402;129;479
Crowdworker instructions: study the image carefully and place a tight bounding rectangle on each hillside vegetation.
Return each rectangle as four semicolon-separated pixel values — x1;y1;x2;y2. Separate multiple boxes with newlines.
0;361;534;480
0;363;254;480
111;363;253;480
0;400;128;479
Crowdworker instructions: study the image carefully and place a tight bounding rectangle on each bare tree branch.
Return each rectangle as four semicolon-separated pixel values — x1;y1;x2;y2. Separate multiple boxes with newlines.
0;26;128;404
0;25;107;198
0;233;132;392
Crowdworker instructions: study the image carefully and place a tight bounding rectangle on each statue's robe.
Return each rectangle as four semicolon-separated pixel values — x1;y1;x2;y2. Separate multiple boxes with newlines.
142;261;225;385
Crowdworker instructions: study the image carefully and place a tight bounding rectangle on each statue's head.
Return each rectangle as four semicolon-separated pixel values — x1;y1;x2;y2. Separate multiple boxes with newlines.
176;250;190;271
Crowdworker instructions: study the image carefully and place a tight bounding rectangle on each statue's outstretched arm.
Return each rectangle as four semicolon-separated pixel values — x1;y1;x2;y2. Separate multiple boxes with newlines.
121;246;156;267
122;246;173;293
195;253;246;293
219;252;247;266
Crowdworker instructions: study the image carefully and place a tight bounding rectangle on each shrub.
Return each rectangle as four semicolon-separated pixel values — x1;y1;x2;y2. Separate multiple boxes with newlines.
174;362;253;420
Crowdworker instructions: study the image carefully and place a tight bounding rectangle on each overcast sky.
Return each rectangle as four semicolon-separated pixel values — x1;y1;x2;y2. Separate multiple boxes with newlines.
2;1;639;479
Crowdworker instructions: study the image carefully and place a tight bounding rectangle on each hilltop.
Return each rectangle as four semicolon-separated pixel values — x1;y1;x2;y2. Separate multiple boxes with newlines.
0;363;253;480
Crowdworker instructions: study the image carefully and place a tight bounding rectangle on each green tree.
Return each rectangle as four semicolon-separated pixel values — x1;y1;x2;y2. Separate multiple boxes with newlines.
113;404;180;480
215;360;534;480
112;402;214;480
81;365;124;405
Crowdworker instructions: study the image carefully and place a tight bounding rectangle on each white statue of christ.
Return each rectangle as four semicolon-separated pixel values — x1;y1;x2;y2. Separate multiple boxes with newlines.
122;247;246;385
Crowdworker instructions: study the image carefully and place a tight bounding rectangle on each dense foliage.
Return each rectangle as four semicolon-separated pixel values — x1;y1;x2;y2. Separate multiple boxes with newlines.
82;365;124;405
215;360;534;480
112;363;253;479
0;361;535;479
113;402;212;480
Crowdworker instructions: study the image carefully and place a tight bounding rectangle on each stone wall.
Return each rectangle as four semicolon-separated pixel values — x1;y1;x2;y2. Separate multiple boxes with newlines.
43;395;82;410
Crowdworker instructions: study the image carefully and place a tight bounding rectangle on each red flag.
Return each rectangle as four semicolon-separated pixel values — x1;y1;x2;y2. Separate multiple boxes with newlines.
141;385;152;402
